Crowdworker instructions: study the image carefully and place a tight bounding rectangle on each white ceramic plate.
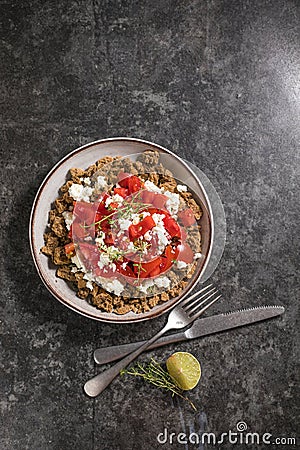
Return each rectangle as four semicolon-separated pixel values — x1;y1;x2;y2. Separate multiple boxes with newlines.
29;137;214;323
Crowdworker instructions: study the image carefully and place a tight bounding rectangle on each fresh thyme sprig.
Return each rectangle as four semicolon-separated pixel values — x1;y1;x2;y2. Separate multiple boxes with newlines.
121;359;196;411
132;258;147;284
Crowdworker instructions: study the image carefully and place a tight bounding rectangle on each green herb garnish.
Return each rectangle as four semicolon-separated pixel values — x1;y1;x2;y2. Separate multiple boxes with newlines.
121;358;196;410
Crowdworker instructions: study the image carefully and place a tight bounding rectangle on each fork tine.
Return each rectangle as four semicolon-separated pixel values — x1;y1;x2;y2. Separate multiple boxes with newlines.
189;294;222;320
186;289;218;314
180;284;213;307
183;287;217;312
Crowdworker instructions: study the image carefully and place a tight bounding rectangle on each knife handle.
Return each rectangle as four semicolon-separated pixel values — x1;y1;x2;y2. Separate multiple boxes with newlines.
93;331;187;365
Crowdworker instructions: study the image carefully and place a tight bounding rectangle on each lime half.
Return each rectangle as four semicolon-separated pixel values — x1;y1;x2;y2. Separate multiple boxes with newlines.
166;352;201;390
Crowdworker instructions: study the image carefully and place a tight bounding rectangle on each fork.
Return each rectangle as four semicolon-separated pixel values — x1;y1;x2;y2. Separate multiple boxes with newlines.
84;284;221;397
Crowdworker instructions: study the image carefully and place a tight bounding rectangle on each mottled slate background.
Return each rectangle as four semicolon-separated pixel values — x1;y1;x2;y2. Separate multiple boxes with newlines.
1;1;299;449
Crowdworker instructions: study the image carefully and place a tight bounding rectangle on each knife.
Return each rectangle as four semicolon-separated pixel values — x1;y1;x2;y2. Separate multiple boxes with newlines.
94;305;285;365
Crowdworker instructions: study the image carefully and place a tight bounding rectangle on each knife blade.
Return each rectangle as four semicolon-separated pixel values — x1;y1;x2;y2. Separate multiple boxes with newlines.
94;305;285;365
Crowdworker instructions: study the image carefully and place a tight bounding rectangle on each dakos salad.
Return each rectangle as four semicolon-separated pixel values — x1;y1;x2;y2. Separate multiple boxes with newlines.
42;151;203;315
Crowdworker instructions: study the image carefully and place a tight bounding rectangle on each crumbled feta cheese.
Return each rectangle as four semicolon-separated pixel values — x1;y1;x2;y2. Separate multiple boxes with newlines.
106;245;122;260
97;253;111;269
177;184;187;192
96;231;106;240
71;254;84;270
105;194;124;208
62;211;74;230
99;279;125;296
138;279;155;294
83;272;94;282
113;193;124;203
95;230;105;245
131;213;140;225
152;213;166;226
144;230;152;241
86;281;93;291
138;284;148;294
122;262;128;269
72;261;94;288
164;191;180;215
81;177;91;186
95;231;106;248
153;226;169;251
144;180;162;193
118;218;132;230
95;175;107;190
177;260;187;269
141;211;151;218
154;276;171;289
69;183;84;201
82;186;94;202
152;213;169;251
128;241;135;252
68;183;93;202
194;252;202;260
97;247;123;270
105;197;112;208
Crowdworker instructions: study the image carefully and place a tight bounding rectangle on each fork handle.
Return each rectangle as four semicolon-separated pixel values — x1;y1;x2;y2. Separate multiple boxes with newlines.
84;324;170;397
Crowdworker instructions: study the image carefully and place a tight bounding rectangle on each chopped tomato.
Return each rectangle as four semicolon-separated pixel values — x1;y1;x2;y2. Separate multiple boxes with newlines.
117;171;144;194
98;221;110;233
104;231;114;245
117;171;132;188
127;175;142;194
116;261;136;283
64;242;75;255
135;257;163;278
149;207;165;217
140;215;156;232
163;215;181;238
129;215;156;240
108;202;119;210
160;244;179;272
128;225;138;240
178;208;196;227
94;212;110;233
148;266;161;277
114;187;128;198
95;211;103;223
178;242;194;263
97;193;110;214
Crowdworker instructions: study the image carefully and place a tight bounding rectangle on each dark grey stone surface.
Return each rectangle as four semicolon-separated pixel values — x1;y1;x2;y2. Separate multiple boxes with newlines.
1;1;299;449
